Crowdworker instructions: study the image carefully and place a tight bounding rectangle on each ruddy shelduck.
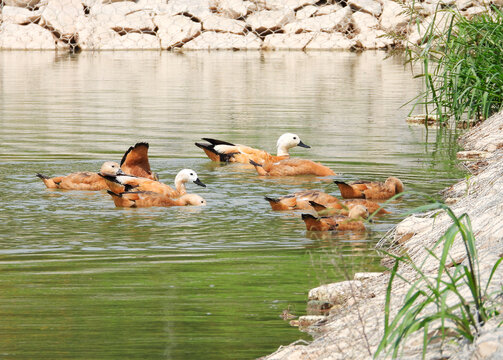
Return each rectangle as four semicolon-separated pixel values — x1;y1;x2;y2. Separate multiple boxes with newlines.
301;205;369;232
120;142;158;180
36;161;124;190
100;169;206;197
250;159;335;177
334;177;404;200
107;191;206;208
195;133;310;164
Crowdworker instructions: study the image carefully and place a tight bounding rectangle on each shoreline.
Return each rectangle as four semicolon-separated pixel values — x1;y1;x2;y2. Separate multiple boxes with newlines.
260;111;503;359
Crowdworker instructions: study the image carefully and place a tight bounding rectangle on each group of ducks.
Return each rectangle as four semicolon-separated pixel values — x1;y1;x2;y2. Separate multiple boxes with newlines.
37;133;404;233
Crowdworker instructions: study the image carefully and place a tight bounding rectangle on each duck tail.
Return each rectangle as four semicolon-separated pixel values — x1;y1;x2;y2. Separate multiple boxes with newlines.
250;160;267;176
264;196;279;203
36;173;49;180
195;142;226;162
107;190;122;198
36;173;59;188
309;201;326;212
201;138;235;146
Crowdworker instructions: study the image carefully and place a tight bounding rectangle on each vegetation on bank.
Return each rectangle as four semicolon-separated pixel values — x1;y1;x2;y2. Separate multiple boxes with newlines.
405;5;503;124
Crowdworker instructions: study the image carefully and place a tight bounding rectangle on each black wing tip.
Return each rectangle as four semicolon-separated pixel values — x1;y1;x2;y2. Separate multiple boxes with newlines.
36;173;49;179
334;180;347;185
309;201;325;208
301;213;317;220
107;190;121;198
249;159;262;167
264;196;279;203
201;137;235;146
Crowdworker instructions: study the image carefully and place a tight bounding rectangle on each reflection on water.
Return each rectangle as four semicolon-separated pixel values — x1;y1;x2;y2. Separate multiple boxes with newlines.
0;51;464;359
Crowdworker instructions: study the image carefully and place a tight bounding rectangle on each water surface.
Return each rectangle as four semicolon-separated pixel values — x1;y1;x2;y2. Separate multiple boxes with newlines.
0;51;464;359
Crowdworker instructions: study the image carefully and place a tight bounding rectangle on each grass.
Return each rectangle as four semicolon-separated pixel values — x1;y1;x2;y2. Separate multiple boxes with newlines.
404;5;503;124
375;202;502;358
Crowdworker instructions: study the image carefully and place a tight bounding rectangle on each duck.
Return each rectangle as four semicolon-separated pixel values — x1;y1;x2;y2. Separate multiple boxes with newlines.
301;205;369;232
264;190;389;215
195;133;310;164
36;161;124;190
106;190;206;208
250;159;335;177
120;142;158;180
100;169;206;197
334;177;404;200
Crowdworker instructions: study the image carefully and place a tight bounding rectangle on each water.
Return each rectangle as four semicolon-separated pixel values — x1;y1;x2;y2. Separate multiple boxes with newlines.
0;51;464;359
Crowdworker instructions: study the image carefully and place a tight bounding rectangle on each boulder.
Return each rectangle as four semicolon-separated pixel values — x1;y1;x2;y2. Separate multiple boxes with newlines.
99;33;160;49
40;0;85;42
154;14;201;49
351;11;379;34
76;20;119;50
304;32;356;50
295;5;317;20
90;3;155;33
182;31;262;50
284;7;352;33
265;0;317;10
135;0;171;13
308;281;363;305
353;272;382;280
380;0;409;33
348;0;382;17
246;9;295;35
1;5;41;24
456;0;475;10
213;0;248;19
0;23;56;49
201;13;247;34
2;0;40;8
164;0;213;20
355;29;394;49
394;216;435;244
262;32;314;50
315;4;343;15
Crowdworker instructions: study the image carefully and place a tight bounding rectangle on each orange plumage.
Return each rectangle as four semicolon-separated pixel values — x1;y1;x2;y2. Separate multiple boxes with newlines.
301;205;369;232
120;142;158;180
251;158;335;177
107;191;206;208
334;177;404;200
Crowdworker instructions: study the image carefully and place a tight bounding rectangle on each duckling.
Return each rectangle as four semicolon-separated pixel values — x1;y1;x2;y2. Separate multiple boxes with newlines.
100;169;206;197
301;205;369;232
120;142;158;180
107;191;206;208
36;161;124;190
308;199;390;216
250;159;335;177
195;133;310;164
334;177;404;200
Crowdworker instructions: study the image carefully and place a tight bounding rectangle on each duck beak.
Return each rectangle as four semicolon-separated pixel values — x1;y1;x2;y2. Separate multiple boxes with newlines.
193;178;206;187
297;140;310;148
117;169;126;175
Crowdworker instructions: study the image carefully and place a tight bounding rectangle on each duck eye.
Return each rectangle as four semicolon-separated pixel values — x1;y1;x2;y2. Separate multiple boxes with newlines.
293;137;297;140
190;173;194;176
201;200;204;203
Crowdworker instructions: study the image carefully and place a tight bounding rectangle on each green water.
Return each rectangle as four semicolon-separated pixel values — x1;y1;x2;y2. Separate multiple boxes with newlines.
0;51;465;359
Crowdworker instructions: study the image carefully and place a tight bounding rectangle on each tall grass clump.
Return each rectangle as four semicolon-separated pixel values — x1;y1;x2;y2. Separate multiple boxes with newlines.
408;6;503;124
375;202;502;358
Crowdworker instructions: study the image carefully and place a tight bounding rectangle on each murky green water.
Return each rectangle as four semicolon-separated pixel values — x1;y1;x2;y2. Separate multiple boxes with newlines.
0;51;464;359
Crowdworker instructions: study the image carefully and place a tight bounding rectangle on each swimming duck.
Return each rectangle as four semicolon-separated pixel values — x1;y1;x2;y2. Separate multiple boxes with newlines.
301;205;369;232
100;169;206;197
334;177;404;200
308;199;390;216
36;161;124;190
107;191;206;208
250;159;335;177
120;142;158;180
195;133;310;164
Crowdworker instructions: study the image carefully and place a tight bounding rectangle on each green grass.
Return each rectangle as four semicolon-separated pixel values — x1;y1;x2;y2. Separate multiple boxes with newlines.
375;202;502;358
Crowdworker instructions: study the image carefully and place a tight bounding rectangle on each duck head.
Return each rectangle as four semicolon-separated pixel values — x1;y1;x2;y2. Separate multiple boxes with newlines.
99;161;125;176
276;133;310;156
179;193;207;206
175;169;206;188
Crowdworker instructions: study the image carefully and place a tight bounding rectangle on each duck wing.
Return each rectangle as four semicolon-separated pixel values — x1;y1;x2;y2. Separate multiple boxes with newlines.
120;142;156;180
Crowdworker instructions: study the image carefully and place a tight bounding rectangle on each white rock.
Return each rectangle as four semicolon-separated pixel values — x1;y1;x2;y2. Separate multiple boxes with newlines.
265;0;317;10
91;3;155;33
352;11;379;34
298;315;326;328
164;0;213;19
394;216;435;243
380;0;409;32
315;4;343;15
296;5;317;20
262;32;314;50
407;12;453;45
413;2;436;16
456;0;475;9
246;9;295;34
214;0;248;19
284;7;352;33
2;0;40;8
40;0;85;41
348;0;382;17
76;20;119;50
154;14;201;49
135;0;171;13
182;31;262;50
100;33;160;49
463;5;486;17
355;29;394;49
0;23;55;49
308;281;362;304
353;272;382;280
305;32;356;50
201;13;247;34
1;5;41;24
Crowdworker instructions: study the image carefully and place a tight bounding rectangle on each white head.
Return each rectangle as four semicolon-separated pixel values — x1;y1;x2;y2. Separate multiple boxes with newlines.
99;161;124;176
174;169;206;188
348;205;369;220
276;133;310;156
179;194;207;206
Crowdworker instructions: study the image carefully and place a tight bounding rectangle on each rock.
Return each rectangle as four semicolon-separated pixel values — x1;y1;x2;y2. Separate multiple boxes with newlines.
308;280;362;305
456;150;492;161
306;300;333;315
351;11;379;34
246;9;295;35
213;0;248;19
348;0;382;17
380;0;409;33
154;14;201;49
0;23;56;49
297;315;327;328
463;6;486;18
394;216;435;244
265;0;317;11
353;272;382;281
262;32;314;50
295;5;317;20
201;13;247;34
91;3;155;34
355;29;393;49
413;2;436;16
2;0;40;8
305;32;356;50
76;20;119;50
164;0;213;20
1;5;41;25
135;0;171;13
408;12;453;45
182;31;262;50
315;4;343;16
456;0;475;10
99;33;160;49
40;0;85;42
284;7;352;33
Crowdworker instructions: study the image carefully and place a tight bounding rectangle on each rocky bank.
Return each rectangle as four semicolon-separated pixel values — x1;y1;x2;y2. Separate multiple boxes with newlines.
260;112;503;359
0;0;499;51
